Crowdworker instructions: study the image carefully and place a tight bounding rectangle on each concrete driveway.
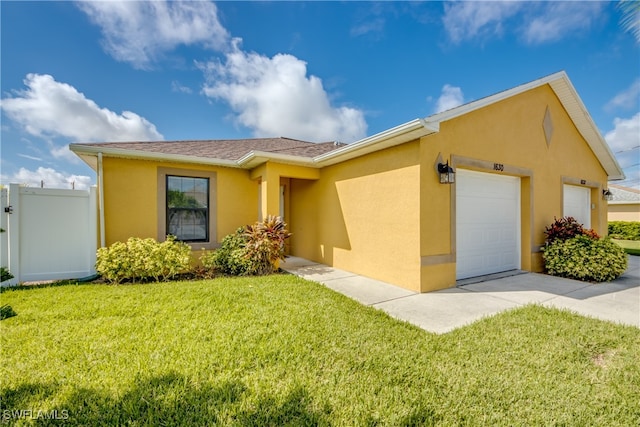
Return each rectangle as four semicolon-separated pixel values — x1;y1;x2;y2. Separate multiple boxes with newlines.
281;255;640;334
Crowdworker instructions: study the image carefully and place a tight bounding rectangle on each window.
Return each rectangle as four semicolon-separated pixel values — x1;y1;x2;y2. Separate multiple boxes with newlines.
167;176;209;242
157;168;217;249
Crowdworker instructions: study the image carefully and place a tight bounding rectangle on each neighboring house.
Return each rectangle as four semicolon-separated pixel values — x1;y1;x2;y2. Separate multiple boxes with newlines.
71;71;624;293
607;184;640;222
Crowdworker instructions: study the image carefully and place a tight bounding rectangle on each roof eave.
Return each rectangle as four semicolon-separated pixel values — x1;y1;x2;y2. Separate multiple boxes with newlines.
546;77;625;181
313;119;439;166
236;151;317;169
607;200;640;205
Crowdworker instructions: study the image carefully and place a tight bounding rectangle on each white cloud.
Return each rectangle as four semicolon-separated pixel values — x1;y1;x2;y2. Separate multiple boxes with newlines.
50;144;82;164
200;40;367;143
605;113;640;157
0;74;163;143
522;2;605;44
605;113;640;186
77;0;229;69
0;167;92;190
605;79;640;112
442;1;523;44
351;18;386;37
434;84;464;113
17;154;43;162
442;1;604;45
171;80;193;94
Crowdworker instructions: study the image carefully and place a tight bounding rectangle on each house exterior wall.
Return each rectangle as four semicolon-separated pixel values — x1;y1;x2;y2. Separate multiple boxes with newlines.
608;204;640;222
289;142;422;292
101;157;258;247
418;84;609;291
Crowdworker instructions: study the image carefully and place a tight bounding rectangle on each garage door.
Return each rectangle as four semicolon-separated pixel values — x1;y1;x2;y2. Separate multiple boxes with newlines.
456;169;521;280
563;185;591;228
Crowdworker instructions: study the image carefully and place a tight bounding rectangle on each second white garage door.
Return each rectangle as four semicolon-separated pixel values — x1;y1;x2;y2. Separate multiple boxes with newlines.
563;184;591;229
456;169;521;280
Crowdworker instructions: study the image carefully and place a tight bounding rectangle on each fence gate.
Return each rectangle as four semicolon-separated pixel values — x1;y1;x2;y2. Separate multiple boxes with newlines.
1;184;98;285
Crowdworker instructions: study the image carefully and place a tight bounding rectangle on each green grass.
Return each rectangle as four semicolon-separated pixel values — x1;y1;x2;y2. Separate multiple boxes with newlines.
612;239;640;256
1;275;639;426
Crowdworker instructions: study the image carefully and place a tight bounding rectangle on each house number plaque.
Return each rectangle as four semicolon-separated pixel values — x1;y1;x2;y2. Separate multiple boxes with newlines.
493;163;504;171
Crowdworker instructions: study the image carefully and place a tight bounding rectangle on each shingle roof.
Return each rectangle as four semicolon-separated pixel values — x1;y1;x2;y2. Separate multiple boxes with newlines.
74;137;343;161
609;184;640;203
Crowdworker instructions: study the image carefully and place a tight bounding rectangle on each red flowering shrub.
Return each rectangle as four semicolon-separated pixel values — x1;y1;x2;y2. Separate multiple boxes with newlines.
543;216;599;244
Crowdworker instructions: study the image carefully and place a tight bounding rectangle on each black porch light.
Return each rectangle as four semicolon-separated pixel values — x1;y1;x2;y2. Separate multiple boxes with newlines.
602;188;614;201
438;161;455;184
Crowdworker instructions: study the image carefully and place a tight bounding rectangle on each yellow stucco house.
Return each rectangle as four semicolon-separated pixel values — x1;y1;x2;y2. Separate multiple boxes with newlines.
71;71;624;293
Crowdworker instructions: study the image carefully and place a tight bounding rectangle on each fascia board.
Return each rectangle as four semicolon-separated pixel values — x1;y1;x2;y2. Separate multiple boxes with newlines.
547;78;625;180
236;151;317;169
607;201;640;205
425;71;569;124
313;119;439;167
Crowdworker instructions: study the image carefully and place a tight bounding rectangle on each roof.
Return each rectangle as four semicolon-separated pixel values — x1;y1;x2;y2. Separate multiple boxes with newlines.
71;137;345;170
71;120;438;170
81;137;341;161
608;184;640;204
70;71;624;179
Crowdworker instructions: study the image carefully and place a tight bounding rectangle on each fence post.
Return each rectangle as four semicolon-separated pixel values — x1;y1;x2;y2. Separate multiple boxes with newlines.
6;184;21;285
89;186;98;274
1;188;8;270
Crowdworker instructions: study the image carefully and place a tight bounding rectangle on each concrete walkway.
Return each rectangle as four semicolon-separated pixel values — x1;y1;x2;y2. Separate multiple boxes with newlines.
281;256;640;334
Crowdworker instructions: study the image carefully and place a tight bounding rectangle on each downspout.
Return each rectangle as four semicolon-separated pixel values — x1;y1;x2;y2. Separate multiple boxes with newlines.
98;152;106;248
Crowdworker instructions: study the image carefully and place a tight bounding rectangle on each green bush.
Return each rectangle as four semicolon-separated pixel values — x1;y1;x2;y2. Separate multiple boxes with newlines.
96;236;192;284
542;235;627;282
1;267;13;282
0;304;17;320
608;221;640;241
202;216;291;276
201;228;253;276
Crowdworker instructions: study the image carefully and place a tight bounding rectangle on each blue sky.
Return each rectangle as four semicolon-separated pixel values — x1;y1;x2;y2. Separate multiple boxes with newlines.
1;1;639;189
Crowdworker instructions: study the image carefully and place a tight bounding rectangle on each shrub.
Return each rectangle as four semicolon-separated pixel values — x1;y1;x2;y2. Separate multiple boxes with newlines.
244;215;292;275
96;236;192;284
0;304;16;320
1;267;13;282
202;216;291;276
542;235;627;282
543;216;599;244
201;228;253;276
608;221;640;241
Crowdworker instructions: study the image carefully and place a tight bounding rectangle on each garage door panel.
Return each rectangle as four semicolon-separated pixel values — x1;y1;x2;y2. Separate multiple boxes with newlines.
563;185;590;228
456;169;521;280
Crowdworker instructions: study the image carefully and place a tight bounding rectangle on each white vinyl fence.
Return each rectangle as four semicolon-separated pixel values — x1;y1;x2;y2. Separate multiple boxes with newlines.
1;184;98;286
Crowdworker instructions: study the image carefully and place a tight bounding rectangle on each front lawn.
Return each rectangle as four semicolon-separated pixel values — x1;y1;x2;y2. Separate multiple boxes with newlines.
1;275;639;425
612;238;640;256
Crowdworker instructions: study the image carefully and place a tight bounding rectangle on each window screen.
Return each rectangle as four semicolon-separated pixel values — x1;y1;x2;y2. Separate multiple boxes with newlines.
166;176;209;242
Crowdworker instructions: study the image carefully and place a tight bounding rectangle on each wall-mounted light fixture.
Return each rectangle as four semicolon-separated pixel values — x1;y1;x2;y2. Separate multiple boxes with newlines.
602;188;614;201
437;162;455;184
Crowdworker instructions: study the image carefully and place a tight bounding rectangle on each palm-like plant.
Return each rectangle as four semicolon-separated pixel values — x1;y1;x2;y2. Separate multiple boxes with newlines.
244;215;291;275
618;0;640;42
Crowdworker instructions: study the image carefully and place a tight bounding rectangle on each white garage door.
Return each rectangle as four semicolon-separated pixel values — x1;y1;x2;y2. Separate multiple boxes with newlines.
456;169;521;280
563;185;591;229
